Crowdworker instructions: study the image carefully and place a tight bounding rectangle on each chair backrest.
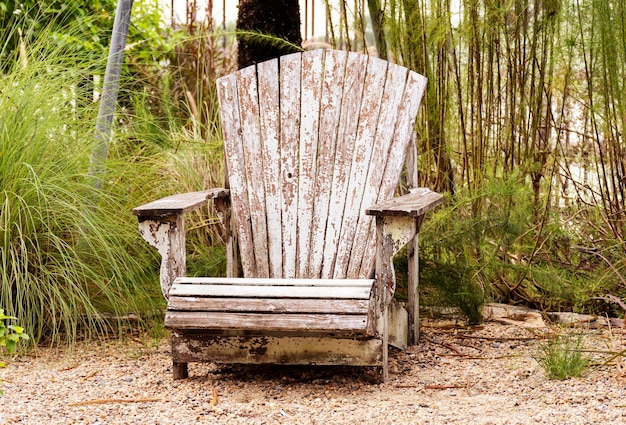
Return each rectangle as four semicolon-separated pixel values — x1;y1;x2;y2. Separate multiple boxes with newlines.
216;49;426;280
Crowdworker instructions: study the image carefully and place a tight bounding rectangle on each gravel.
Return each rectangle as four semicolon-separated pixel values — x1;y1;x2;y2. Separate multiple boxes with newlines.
1;320;625;424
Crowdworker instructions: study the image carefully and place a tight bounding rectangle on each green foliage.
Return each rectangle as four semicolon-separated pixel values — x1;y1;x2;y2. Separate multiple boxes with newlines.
109;71;229;279
0;0;117;72
0;20;165;345
420;260;485;325
0;308;29;358
0;308;29;396
535;334;591;380
418;172;610;313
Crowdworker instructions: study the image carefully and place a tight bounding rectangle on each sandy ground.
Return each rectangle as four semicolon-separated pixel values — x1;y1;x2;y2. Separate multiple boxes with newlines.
1;319;625;424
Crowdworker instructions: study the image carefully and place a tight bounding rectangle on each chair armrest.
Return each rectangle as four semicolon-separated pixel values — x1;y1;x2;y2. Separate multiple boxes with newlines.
133;188;230;218
365;188;442;218
133;188;230;298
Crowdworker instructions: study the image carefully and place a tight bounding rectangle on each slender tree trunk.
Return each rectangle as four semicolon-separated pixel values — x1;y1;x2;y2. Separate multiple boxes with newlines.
368;0;387;59
237;0;302;69
89;0;133;190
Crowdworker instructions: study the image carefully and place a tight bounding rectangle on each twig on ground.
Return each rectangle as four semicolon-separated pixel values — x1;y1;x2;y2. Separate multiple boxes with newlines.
211;387;219;407
69;398;162;407
439;354;516;360
423;384;466;390
422;336;465;356
59;363;80;371
81;371;98;380
455;334;537;342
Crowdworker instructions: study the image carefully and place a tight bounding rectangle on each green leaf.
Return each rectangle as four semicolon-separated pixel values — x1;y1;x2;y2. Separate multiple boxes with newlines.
5;339;16;353
8;325;24;334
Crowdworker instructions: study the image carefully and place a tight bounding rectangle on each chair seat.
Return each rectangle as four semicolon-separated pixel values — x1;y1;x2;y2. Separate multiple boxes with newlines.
165;277;375;335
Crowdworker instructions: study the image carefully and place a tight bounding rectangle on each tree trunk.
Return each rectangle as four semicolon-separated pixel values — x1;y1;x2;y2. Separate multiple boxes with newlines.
237;0;302;69
89;0;133;190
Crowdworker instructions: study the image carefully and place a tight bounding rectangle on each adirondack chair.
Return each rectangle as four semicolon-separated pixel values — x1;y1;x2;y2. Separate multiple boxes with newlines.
133;49;442;381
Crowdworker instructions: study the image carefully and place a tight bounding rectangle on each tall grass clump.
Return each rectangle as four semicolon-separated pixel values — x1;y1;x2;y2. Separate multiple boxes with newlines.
0;22;163;345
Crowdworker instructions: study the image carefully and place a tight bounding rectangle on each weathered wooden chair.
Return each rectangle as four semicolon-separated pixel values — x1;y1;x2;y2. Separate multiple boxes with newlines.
133;49;442;381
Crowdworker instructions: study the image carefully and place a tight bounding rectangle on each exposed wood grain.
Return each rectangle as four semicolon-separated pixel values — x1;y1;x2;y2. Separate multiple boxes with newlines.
377;71;428;200
308;49;348;278
213;196;238;278
169;283;371;299
133;189;229;217
238;65;270;278
167;297;370;314
165;311;368;332
171;333;384;366
296;49;324;278
173;277;374;287
359;71;429;277
216;73;256;277
407;231;419;344
366;188;443;217
348;62;409;277
137;215;185;298
279;52;302;279
321;51;369;279
258;58;283;278
150;50;438;380
334;56;388;279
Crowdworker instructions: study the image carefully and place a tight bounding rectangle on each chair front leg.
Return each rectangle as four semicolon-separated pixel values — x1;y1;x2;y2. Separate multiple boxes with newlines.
374;215;420;343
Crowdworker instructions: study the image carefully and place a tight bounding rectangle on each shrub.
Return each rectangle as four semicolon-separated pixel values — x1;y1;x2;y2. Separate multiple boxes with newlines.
535;334;591;380
0;22;163;345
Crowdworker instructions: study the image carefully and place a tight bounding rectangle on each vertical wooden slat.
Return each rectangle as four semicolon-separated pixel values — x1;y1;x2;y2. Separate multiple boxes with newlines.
379;71;427;198
216;73;256;277
406;134;419;190
279;53;302;279
237;65;270;278
296;49;324;278
320;52;369;279
219;52;427;283
358;71;428;278
258;59;283;278
308;49;348;278
347;63;409;277
333;56;388;279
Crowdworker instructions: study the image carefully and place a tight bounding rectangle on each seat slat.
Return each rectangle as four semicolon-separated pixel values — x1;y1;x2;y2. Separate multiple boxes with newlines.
169;284;371;299
167;297;369;314
164;311;368;333
174;277;374;287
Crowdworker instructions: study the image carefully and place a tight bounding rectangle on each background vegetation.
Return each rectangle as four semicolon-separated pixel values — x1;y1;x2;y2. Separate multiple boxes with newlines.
0;0;624;345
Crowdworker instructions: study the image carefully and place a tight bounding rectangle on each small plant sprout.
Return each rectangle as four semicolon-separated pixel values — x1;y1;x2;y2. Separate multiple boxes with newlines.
535;334;591;380
0;308;29;396
0;309;29;365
